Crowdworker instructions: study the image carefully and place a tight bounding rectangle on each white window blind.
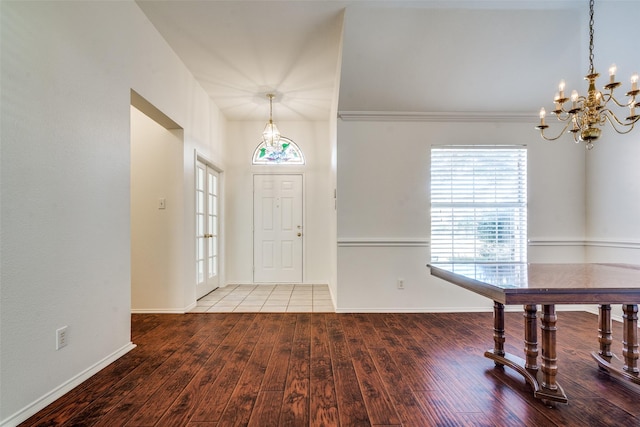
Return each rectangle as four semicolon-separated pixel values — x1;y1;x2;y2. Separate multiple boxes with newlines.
430;146;527;263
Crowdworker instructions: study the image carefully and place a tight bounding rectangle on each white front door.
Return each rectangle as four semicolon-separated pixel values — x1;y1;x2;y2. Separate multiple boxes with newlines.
253;174;303;283
196;161;220;298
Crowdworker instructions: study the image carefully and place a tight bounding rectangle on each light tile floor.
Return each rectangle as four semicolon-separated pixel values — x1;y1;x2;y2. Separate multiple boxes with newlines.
190;284;335;313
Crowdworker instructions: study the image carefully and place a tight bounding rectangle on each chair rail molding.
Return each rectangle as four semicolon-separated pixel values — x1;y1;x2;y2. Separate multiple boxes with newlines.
337;237;430;247
338;238;640;249
529;238;640;249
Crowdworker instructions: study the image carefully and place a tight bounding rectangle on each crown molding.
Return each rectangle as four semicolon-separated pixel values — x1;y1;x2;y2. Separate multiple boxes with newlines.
337;111;535;123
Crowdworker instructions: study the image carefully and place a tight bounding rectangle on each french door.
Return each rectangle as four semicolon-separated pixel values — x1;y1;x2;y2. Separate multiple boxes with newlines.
253;174;303;283
196;161;219;298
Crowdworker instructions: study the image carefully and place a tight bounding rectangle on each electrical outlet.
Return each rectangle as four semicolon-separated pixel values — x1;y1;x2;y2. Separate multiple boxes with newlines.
56;326;68;350
397;279;405;290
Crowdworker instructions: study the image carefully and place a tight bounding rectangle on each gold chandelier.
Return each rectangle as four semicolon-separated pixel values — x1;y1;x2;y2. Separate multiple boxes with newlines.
536;0;639;150
262;93;281;148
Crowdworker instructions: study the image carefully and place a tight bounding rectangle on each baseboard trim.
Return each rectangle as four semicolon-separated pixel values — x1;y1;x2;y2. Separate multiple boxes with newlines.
335;307;493;313
223;282;330;287
131;308;187;314
1;342;136;427
334;305;594;314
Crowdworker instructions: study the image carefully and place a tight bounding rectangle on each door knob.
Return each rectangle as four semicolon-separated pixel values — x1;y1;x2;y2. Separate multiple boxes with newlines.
297;233;302;237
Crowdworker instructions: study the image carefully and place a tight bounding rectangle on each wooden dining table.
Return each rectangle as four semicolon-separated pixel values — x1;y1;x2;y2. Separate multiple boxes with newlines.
428;262;640;406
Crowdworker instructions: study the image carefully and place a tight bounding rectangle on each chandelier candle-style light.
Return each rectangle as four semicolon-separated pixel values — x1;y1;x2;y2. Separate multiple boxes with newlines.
536;0;639;149
262;93;281;148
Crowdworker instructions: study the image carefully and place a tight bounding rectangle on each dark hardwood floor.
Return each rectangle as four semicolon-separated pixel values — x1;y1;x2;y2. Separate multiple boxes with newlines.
20;311;640;426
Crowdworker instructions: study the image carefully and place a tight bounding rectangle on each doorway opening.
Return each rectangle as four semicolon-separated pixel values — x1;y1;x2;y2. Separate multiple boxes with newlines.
130;90;185;313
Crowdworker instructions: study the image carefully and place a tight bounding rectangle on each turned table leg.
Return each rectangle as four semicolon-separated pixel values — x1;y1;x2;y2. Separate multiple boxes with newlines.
540;304;558;391
591;303;640;386
598;304;613;359
493;301;506;362
524;304;539;370
483;301;566;404
622;304;639;375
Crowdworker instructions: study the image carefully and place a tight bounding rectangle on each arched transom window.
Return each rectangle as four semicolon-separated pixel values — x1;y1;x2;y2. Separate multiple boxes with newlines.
252;136;305;165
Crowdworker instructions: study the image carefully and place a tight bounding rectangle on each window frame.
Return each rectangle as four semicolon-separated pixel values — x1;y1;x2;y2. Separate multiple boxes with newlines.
430;145;528;264
252;136;305;165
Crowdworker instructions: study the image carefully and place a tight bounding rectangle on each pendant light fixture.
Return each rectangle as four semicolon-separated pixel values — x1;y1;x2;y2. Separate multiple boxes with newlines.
535;0;639;149
262;93;281;148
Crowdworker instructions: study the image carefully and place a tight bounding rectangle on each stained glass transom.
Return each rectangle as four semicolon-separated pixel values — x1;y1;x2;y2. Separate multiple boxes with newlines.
252;137;305;165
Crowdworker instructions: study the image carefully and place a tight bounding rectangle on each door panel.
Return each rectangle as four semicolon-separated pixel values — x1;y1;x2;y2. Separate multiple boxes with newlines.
254;174;303;283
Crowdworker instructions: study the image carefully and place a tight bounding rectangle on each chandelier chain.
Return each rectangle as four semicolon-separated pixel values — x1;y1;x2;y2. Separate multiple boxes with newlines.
269;94;274;121
588;0;595;74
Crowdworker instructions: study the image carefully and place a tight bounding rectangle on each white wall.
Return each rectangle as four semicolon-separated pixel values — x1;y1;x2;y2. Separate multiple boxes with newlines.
586;129;640;259
225;120;333;286
584;0;640;253
0;1;224;424
577;0;640;261
336;118;587;312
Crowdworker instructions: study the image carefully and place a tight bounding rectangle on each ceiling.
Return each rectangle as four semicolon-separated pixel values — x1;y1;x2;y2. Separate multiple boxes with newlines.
136;0;639;122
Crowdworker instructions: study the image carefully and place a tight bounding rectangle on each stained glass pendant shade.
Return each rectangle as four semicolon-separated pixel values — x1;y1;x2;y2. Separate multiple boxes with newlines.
262;94;281;148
